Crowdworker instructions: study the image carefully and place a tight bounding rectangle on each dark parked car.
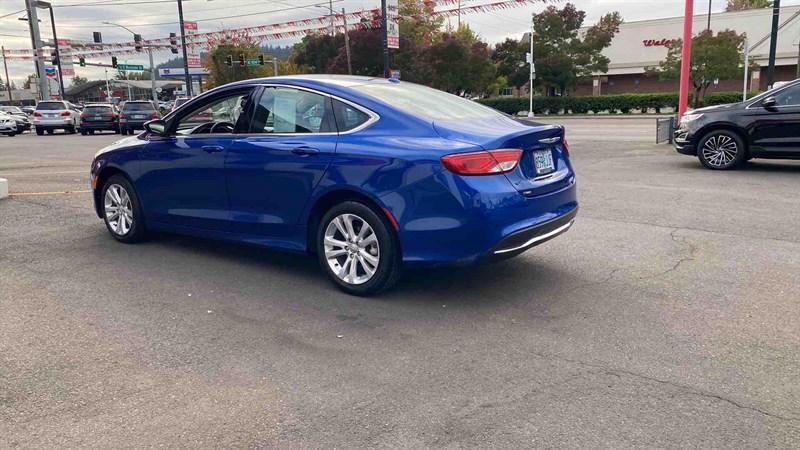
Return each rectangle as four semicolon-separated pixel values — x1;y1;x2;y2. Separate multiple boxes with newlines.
675;79;800;169
119;101;160;135
89;75;577;295
0;106;31;133
79;104;119;135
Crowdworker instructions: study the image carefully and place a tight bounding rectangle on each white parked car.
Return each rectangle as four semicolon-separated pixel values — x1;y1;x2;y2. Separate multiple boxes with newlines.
0;112;17;136
32;100;82;135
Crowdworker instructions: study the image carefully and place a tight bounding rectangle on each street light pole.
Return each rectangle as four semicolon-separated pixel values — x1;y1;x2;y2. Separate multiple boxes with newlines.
766;0;781;89
24;0;48;100
381;0;389;77
528;14;534;118
2;46;13;103
37;2;65;98
343;8;352;75
176;0;192;97
102;22;159;105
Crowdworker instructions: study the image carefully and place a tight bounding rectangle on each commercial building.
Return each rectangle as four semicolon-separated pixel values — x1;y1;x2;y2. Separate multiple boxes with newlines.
574;5;800;96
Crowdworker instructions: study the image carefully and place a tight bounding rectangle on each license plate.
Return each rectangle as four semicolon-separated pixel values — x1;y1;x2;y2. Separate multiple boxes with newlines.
46;113;57;118
133;114;145;119
533;149;555;175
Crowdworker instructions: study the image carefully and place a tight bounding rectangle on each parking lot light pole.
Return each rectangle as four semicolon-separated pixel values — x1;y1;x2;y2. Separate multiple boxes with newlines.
176;0;192;97
528;14;534;118
678;0;694;120
102;21;159;105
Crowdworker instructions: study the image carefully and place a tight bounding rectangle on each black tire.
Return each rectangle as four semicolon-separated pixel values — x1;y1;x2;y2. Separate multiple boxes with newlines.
114;126;120;134
89;130;95;135
81;130;87;135
4;132;15;137
121;127;128;135
35;127;43;136
67;125;76;134
317;201;401;296
100;174;148;243
46;129;54;135
697;129;747;170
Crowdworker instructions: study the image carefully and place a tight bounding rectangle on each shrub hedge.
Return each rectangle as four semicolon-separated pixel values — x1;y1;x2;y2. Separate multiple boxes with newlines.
477;91;760;115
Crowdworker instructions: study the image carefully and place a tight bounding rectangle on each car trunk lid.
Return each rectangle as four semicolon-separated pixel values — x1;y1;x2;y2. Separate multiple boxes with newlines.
434;115;573;197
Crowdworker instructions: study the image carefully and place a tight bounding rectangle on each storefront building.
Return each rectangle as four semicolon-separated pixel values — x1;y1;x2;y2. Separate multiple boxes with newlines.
573;5;800;96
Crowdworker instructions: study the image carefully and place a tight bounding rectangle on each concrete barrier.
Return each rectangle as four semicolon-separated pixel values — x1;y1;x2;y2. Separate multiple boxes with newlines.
0;178;8;199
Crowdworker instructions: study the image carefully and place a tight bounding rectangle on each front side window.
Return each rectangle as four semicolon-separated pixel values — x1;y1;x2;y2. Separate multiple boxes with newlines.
175;91;251;135
251;87;334;134
772;84;800;106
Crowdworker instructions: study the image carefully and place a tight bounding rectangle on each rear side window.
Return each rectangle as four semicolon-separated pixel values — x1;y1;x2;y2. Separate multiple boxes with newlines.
332;99;370;132
36;102;65;111
84;106;113;114
123;102;155;112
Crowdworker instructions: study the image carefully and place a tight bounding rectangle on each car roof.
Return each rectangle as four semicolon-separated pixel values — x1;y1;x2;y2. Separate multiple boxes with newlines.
85;103;114;107
238;74;390;89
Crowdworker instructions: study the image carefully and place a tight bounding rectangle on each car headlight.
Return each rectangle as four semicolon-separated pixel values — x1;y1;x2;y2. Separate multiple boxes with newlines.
680;113;704;124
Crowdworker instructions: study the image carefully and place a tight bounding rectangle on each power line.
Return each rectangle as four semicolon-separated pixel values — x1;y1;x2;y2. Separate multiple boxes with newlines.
50;0;344;28
0;9;25;20
53;0;192;7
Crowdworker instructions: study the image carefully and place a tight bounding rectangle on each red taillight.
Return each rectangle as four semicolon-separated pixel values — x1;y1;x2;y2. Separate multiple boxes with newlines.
33;111;42;117
441;149;522;176
80;113;87;119
119;113;126;119
111;113;118;120
151;111;161;119
60;111;71;117
562;139;570;157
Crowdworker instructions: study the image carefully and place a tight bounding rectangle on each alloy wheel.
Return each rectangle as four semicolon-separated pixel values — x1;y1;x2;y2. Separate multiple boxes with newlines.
104;184;134;236
324;213;380;285
702;134;738;168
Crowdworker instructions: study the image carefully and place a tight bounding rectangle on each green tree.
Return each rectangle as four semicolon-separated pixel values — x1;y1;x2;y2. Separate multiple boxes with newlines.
492;38;529;90
423;32;496;95
70;75;89;87
531;4;622;94
650;29;748;106
290;33;344;73
22;73;36;89
725;0;772;11
205;42;273;88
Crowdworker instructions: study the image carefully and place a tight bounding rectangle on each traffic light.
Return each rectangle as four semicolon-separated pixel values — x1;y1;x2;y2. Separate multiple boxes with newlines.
111;56;118;68
224;55;233;66
50;49;58;66
134;34;143;52
258;54;265;65
239;53;245;67
79;57;85;67
169;32;178;54
93;31;102;44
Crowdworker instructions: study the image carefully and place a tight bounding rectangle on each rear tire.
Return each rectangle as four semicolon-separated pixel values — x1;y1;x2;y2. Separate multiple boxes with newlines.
81;130;87;135
697;130;746;170
101;174;147;243
35;127;43;136
317;201;401;296
46;129;54;135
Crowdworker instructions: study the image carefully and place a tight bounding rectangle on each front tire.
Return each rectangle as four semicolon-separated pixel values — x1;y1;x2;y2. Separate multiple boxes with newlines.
698;130;746;170
317;201;401;296
101;175;147;243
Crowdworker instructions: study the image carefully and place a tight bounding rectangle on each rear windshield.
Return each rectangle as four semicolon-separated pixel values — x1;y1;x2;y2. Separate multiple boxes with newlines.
351;82;504;121
84;106;113;114
1;106;22;113
36;102;66;111
123;102;155;111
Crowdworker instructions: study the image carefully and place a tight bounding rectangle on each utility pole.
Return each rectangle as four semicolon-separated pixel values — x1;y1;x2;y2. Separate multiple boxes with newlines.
2;46;13;103
104;67;111;103
273;57;278;76
707;0;712;31
24;0;48;100
528;14;534;118
457;0;461;29
743;38;750;101
343;8;352;75
176;0;192;97
40;2;65;98
766;0;781;89
329;0;335;36
148;48;157;104
381;0;389;77
678;0;694;120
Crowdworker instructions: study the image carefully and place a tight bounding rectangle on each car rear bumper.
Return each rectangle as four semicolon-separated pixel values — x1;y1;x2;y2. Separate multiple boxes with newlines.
389;171;578;267
81;121;118;130
120;120;149;128
34;119;73;128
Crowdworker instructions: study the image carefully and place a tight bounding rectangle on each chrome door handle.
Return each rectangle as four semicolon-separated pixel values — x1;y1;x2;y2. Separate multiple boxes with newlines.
202;145;224;153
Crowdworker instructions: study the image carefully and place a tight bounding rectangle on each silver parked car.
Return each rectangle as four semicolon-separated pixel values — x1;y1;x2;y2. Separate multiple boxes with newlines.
32;100;82;135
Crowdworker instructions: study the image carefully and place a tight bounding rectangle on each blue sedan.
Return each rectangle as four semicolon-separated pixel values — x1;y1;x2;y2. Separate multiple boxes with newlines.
90;75;577;295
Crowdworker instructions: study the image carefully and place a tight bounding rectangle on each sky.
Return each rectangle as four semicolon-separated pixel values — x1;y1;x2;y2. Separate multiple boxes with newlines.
1;0;798;86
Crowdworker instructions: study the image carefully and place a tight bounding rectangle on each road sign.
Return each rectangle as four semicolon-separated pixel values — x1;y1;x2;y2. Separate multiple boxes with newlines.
387;0;399;49
159;67;209;78
245;59;261;66
117;64;144;71
390;69;401;80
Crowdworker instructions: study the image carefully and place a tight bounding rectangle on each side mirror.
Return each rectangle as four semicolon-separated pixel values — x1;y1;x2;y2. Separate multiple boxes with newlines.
144;119;167;136
762;96;777;109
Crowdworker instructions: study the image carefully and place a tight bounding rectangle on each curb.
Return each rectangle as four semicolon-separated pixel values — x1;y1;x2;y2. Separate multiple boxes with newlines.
0;178;7;200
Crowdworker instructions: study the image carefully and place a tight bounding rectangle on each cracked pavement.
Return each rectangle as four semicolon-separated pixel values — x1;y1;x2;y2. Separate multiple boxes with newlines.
1;121;799;447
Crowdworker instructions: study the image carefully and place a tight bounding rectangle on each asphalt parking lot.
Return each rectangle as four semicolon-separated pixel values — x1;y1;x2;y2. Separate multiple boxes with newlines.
1;119;798;447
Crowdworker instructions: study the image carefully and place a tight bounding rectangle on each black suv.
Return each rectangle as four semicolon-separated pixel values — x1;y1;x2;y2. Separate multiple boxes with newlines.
79;104;119;135
119;101;160;135
675;79;800;169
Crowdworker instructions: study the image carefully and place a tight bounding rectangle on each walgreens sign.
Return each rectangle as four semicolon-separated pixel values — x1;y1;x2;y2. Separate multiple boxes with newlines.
643;38;678;47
